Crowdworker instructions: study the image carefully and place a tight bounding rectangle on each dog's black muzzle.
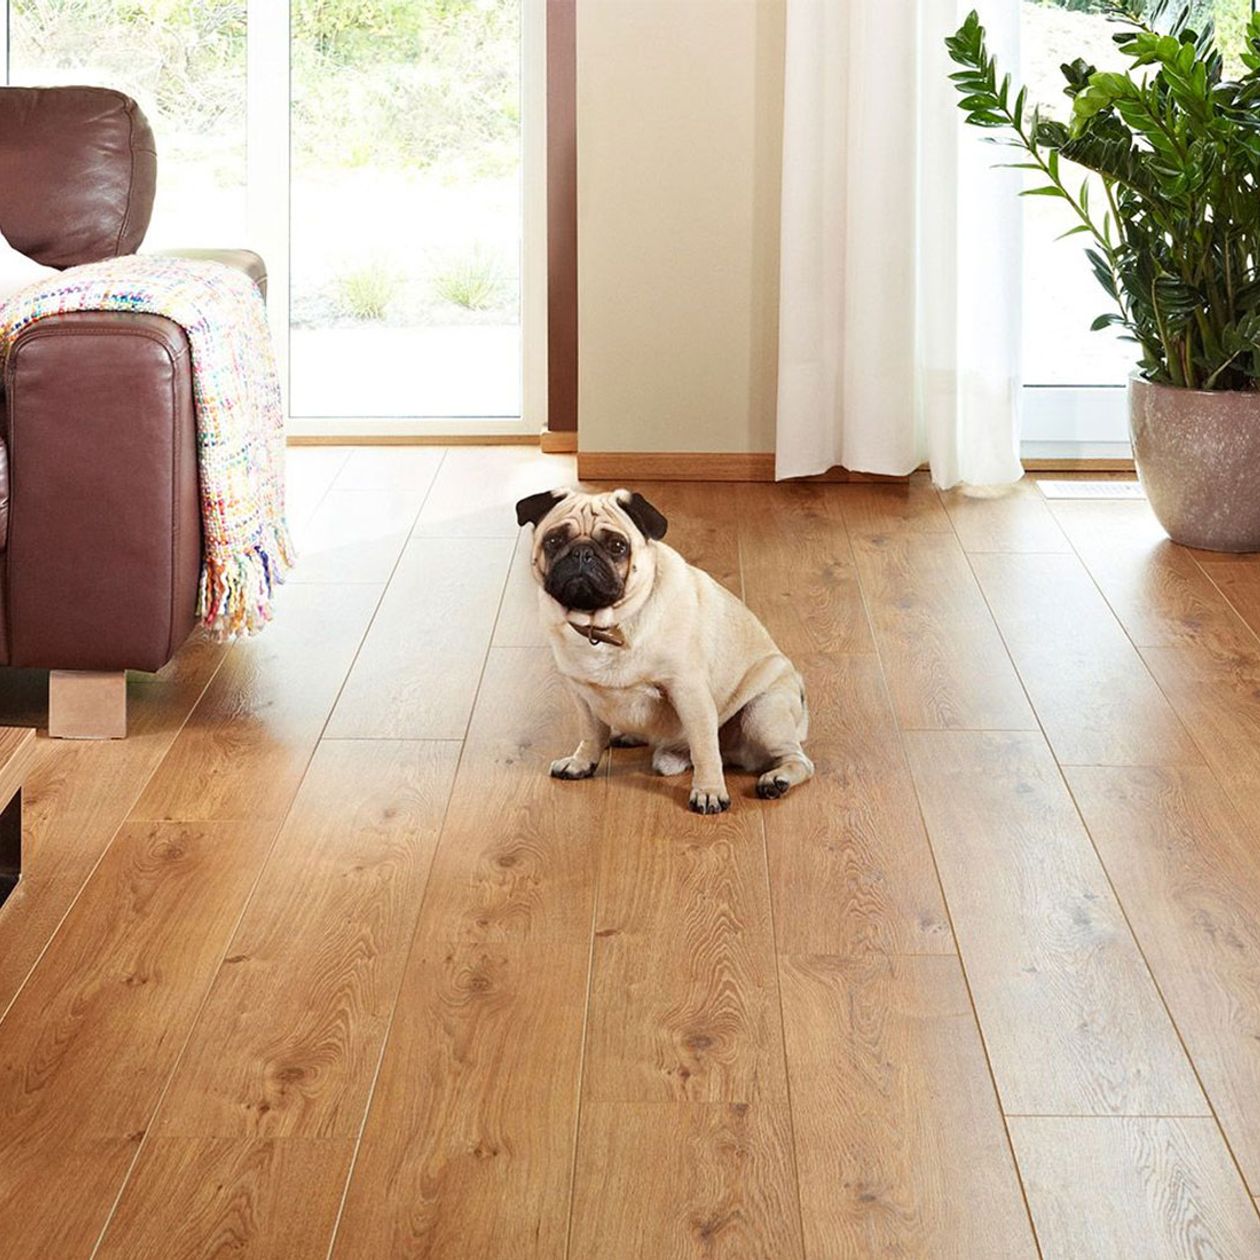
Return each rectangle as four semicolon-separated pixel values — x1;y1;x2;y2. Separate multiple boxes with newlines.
545;544;624;612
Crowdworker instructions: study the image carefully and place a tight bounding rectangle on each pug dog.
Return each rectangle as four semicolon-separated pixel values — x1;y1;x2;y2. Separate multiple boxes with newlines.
515;487;813;813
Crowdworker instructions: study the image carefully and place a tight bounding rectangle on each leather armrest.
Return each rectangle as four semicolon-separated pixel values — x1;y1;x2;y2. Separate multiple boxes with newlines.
153;248;267;299
3;311;202;671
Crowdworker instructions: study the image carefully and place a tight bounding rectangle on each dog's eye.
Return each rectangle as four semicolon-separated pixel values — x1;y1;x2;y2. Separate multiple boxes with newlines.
543;532;566;553
606;537;627;558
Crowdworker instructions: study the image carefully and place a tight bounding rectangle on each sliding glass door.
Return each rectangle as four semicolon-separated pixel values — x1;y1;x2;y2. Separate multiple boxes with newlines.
1;0;542;436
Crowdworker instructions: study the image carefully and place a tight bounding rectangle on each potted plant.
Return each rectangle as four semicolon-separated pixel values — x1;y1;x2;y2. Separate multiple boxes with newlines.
948;1;1260;551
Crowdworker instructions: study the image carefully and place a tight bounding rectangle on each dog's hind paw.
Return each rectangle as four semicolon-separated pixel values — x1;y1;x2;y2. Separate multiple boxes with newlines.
756;772;792;800
688;786;731;815
551;756;599;780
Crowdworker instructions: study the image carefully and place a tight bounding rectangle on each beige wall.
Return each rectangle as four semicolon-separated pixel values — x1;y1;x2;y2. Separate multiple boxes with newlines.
576;0;786;455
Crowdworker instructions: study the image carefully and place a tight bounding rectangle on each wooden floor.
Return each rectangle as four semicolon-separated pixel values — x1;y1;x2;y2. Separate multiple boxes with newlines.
1;448;1260;1258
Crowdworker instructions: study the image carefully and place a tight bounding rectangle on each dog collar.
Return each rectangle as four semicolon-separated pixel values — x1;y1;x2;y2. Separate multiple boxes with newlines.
568;621;627;648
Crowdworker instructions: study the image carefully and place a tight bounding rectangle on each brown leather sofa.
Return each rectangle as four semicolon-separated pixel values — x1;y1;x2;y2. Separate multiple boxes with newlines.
0;86;265;737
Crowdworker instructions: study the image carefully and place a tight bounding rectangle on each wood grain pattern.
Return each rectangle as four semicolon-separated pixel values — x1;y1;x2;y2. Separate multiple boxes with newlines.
971;553;1201;766
326;537;512;740
1069;764;1260;1190
491;531;548;648
1141;643;1260;837
780;954;1036;1258
905;730;1205;1116
289;488;428;584
411;446;574;538
0;664;221;1015
850;532;1036;731
414;648;602;946
132;583;381;821
1202;560;1260;641
0;728;35;814
941;480;1071;554
331;942;589;1259
152;740;460;1139
1051;500;1257;653
764;655;952;956
569;1101;804;1259
736;482;874;655
838;476;953;536
582;755;787;1105
0;819;278;1257
1009;1117;1260;1259
96;1137;356;1259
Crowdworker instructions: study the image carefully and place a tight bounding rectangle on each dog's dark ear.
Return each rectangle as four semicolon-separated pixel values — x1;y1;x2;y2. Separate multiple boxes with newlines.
617;490;668;541
516;489;565;529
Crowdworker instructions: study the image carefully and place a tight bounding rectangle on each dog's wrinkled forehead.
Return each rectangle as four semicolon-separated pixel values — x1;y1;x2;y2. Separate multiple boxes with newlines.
515;488;668;542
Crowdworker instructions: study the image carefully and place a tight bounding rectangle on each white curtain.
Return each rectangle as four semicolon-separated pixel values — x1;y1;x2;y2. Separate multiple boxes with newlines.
775;0;1024;488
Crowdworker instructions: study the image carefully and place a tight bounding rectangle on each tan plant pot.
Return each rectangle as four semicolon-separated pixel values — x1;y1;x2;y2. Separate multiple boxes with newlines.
1129;373;1260;553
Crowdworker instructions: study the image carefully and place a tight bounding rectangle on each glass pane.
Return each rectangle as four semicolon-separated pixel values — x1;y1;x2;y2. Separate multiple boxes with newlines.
8;0;248;248
1020;0;1252;388
289;0;523;419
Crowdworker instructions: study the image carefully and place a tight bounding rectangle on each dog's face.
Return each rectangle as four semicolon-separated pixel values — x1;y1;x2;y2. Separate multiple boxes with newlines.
515;488;668;613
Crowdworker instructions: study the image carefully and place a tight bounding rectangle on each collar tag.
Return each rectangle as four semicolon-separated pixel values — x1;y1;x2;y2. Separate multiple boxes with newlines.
569;621;627;648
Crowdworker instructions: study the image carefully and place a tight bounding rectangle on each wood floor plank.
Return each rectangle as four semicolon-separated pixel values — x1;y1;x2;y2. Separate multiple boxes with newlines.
411;446;574;538
582;756;788;1105
330;942;589;1259
326;536;513;740
415;648;602;946
764;655;952;956
850;532;1036;731
289;488;428;584
1141;643;1260;837
736;482;874;655
1068;764;1260;1191
0;818;278;1258
96;1137;355;1260
0;655;224;1015
905;730;1206;1116
151;739;460;1140
491;531;548;648
837;476;954;536
1201;560;1260;642
1009;1116;1260;1259
941;480;1072;555
331;445;445;493
780;954;1036;1258
569;1101;804;1260
972;553;1201;766
131;583;381;821
1051;500;1257;653
284;445;350;531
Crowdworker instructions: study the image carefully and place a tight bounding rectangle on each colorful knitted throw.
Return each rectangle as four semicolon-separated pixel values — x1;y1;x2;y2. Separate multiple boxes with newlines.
0;255;293;639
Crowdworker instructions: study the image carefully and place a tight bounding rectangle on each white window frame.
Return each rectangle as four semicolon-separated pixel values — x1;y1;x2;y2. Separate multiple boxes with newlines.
3;0;545;439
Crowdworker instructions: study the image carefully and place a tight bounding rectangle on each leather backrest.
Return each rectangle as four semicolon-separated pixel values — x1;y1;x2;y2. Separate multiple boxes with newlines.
0;87;157;269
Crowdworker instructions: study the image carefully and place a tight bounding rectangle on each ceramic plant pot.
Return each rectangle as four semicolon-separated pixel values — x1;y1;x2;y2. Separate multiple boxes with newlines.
1129;373;1260;553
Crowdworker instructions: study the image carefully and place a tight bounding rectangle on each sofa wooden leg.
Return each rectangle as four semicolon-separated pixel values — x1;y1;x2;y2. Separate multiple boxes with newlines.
48;671;127;740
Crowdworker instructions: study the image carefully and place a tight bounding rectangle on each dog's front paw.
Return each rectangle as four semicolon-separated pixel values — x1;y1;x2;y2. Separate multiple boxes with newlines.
688;785;731;815
551;756;599;780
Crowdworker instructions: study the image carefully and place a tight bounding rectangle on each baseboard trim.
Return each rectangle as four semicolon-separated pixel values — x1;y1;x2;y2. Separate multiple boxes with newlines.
540;429;578;454
1022;457;1136;472
577;452;905;483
